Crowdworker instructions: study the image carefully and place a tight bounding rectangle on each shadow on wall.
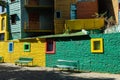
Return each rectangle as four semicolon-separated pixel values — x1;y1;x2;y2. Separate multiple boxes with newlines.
56;35;91;41
0;64;115;80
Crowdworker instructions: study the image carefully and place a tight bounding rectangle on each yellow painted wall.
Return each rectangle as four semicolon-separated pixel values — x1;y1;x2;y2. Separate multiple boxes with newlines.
54;0;77;34
0;38;46;67
65;18;104;30
0;13;9;41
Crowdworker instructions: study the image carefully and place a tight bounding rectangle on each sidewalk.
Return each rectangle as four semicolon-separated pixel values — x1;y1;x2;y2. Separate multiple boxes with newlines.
0;63;120;80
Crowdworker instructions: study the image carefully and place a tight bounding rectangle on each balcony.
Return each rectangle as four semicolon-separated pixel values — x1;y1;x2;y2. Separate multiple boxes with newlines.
24;22;53;32
24;0;53;8
65;18;104;31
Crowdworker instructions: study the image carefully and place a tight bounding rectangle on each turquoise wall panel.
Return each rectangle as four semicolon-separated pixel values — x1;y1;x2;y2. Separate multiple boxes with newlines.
8;0;22;39
46;33;120;73
10;32;21;40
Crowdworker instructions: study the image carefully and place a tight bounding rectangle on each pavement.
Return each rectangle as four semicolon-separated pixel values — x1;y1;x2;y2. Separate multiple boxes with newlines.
0;63;120;80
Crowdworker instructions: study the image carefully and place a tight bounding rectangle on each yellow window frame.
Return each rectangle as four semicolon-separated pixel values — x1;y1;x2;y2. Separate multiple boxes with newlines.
91;38;103;53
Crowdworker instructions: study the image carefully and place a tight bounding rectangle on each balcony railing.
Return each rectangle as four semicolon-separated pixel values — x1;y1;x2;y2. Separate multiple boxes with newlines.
65;18;104;31
24;0;53;8
24;22;53;32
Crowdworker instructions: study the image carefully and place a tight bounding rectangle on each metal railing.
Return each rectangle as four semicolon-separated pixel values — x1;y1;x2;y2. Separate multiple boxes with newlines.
24;22;53;32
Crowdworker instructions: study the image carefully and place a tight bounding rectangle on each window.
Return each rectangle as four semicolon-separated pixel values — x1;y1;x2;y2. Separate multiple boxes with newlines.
1;18;5;30
11;14;17;25
11;0;15;2
24;43;31;52
91;38;103;53
8;42;14;53
119;3;120;10
56;11;61;18
70;4;77;19
0;33;4;41
2;6;5;12
46;39;55;54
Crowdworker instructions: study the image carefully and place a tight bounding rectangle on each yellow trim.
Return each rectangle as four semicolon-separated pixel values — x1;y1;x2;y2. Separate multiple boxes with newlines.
91;38;103;53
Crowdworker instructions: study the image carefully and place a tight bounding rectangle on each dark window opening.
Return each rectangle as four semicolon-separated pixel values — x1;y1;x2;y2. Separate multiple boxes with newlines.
24;43;30;52
119;3;120;10
11;0;15;2
11;14;17;25
1;18;5;30
47;41;53;51
46;40;55;54
25;45;29;50
0;33;4;41
2;6;5;12
56;11;61;18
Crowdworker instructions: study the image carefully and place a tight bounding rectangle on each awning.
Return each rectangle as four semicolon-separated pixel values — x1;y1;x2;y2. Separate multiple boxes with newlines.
18;31;88;41
39;31;87;38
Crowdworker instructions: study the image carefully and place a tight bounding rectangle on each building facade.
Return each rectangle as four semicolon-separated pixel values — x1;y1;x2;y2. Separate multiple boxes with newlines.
1;0;120;73
7;0;54;40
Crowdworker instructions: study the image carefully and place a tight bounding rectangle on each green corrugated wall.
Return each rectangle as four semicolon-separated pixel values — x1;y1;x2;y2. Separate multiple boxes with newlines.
46;33;120;73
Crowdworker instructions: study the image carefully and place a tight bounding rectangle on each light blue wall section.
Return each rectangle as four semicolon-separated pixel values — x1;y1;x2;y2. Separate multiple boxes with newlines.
8;0;22;39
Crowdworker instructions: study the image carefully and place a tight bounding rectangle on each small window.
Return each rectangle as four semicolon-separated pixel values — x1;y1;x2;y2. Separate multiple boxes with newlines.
11;0;15;2
56;11;61;18
2;6;5;12
119;3;120;10
91;38;103;53
46;39;55;54
1;18;5;30
24;43;30;52
10;14;17;25
0;33;4;41
8;42;14;53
